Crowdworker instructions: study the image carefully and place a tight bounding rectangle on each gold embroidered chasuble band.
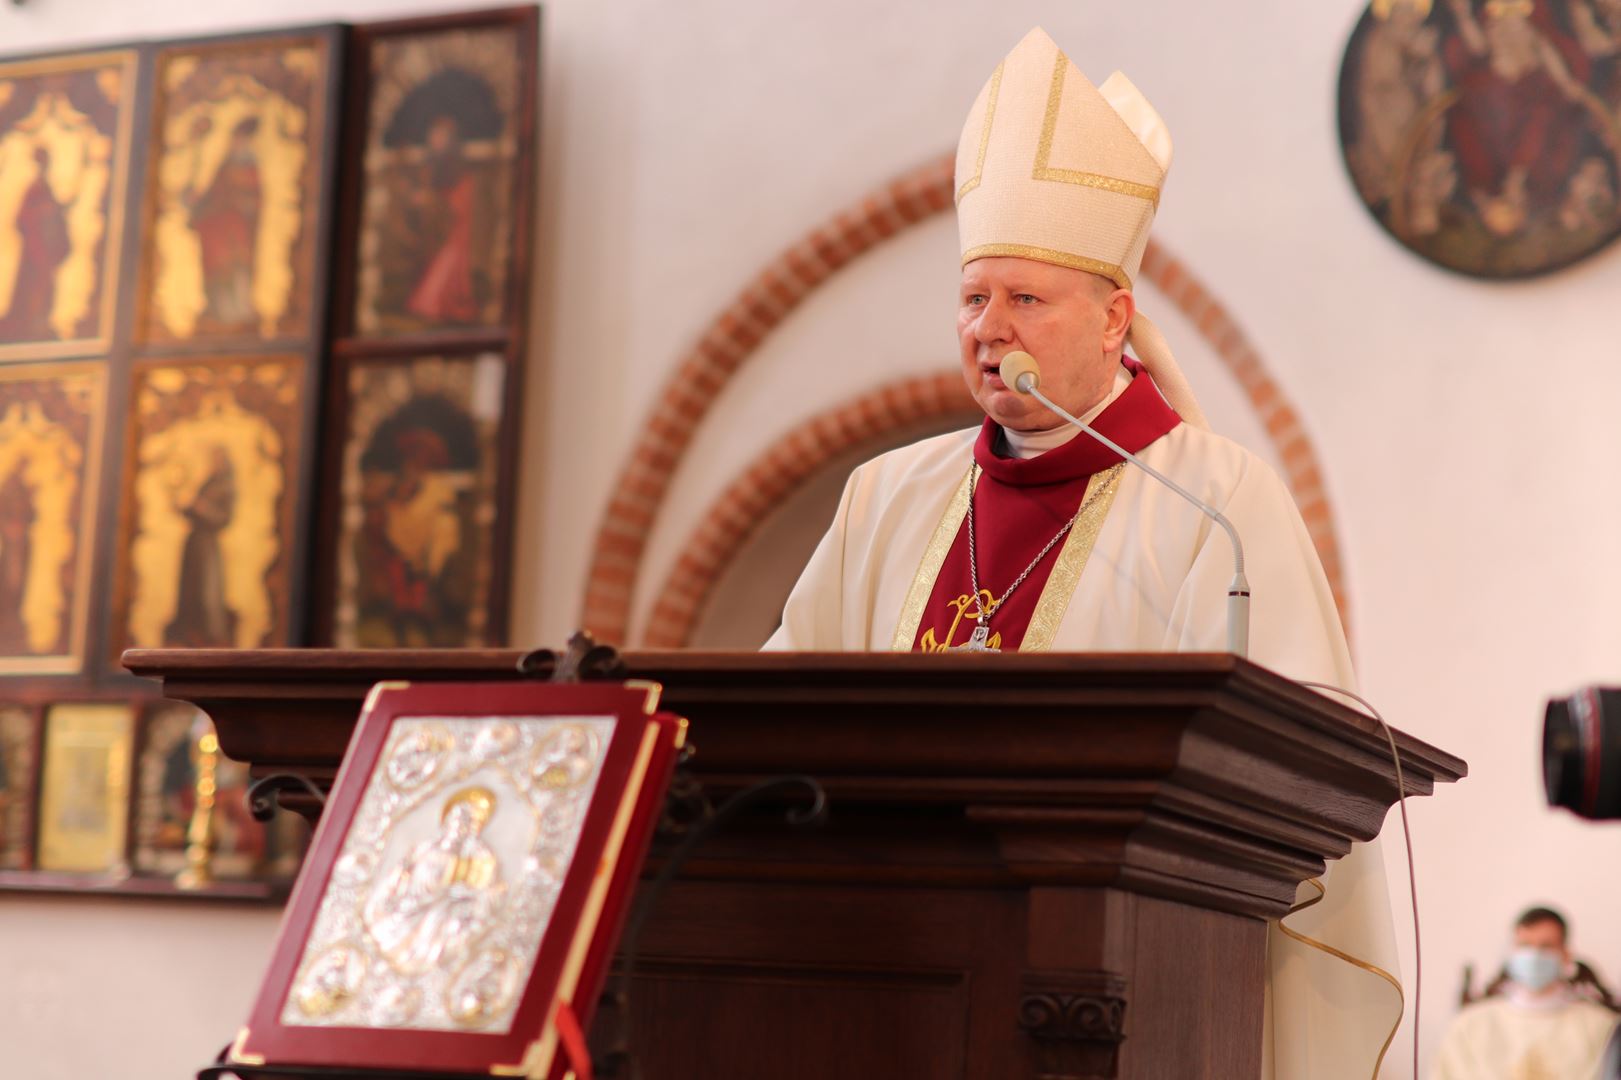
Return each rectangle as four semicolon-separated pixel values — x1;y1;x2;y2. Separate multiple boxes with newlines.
890;462;1126;652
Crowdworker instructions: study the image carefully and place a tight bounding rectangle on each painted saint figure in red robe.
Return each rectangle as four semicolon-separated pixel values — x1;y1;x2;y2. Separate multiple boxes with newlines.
1442;0;1598;235
0;148;70;343
406;115;481;324
186;117;263;333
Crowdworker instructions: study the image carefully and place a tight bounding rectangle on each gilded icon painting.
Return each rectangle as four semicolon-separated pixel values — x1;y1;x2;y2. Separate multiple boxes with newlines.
1339;0;1621;277
0;362;106;675
282;715;613;1032
133;701;270;879
37;702;134;874
0;705;39;870
139;36;330;345
354;26;523;336
334;353;505;648
0;51;137;360
115;356;304;654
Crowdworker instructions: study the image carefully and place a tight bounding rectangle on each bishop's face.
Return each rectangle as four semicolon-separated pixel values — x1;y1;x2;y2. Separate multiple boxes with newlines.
958;257;1133;433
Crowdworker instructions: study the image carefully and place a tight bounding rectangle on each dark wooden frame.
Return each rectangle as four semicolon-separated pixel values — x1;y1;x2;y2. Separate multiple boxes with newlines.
0;10;541;901
120;23;345;675
310;5;540;649
0;702;44;871
329;4;539;354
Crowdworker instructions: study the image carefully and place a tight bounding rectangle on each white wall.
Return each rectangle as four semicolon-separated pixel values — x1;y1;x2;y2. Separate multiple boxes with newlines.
0;894;282;1079
5;0;1621;1077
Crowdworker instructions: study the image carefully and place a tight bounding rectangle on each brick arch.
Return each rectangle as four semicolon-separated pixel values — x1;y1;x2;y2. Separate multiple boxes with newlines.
641;373;978;647
581;154;1349;643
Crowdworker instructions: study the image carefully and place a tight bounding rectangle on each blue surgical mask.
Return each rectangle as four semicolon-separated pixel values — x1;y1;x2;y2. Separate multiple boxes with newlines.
1506;947;1564;992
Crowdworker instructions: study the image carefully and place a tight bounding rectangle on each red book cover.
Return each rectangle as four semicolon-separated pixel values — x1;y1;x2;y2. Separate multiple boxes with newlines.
230;679;684;1078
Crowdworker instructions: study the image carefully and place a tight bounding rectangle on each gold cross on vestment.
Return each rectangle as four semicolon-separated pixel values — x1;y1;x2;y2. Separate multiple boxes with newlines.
949;623;1000;652
947;592;1001;652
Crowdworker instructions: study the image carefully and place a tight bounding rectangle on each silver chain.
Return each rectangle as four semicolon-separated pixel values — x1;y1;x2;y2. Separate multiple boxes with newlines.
965;463;1119;626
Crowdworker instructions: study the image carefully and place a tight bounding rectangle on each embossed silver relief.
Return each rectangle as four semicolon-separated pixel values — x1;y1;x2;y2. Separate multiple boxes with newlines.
281;715;613;1033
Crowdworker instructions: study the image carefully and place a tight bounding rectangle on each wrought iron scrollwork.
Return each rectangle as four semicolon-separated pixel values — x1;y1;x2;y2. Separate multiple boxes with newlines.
245;773;329;823
515;629;628;683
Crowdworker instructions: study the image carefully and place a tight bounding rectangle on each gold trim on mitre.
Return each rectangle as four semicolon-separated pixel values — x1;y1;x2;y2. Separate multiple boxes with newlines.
956;60;1004;203
961;243;1132;290
954;28;1172;287
1034;54;1161;207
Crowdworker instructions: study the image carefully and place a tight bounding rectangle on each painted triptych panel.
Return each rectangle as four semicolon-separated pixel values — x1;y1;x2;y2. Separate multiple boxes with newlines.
36;701;134;874
138;35;332;346
333;352;506;647
133;700;286;879
112;355;304;655
0;51;137;361
353;24;526;338
0;362;106;675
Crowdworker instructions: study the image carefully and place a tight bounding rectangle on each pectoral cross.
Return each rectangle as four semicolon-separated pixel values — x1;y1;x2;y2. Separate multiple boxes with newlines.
950;617;1001;653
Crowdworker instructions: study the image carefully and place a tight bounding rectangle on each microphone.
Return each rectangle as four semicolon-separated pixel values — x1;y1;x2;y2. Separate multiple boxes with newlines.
997;351;1251;656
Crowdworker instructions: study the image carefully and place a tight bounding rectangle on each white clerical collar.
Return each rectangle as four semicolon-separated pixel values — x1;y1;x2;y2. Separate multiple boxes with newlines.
1000;367;1133;460
1503;982;1578;1011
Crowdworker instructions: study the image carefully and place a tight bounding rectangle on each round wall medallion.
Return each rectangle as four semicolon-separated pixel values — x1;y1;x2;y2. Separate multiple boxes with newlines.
1338;0;1621;278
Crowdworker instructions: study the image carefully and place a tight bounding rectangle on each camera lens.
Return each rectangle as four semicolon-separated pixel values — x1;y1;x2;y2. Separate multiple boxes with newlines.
1544;688;1621;821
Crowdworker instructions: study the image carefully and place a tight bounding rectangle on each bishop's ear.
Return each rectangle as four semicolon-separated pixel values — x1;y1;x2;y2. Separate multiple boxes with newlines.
1103;288;1136;354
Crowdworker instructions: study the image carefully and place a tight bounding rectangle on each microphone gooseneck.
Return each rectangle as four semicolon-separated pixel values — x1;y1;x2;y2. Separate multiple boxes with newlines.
996;351;1251;657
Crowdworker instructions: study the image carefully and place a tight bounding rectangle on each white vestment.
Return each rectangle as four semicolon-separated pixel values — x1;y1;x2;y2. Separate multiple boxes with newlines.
1428;994;1619;1080
766;413;1404;1080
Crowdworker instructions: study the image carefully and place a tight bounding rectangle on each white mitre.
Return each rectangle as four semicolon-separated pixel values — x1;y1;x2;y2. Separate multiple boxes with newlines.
955;27;1208;428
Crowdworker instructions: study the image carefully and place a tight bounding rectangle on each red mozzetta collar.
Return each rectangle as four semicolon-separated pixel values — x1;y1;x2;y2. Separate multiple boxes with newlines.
973;358;1182;487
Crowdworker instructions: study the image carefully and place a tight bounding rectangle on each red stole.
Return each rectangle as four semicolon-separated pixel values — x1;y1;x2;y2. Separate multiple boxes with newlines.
911;361;1180;651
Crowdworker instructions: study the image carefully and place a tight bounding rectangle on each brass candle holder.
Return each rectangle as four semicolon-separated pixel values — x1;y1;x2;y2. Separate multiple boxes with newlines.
175;730;220;889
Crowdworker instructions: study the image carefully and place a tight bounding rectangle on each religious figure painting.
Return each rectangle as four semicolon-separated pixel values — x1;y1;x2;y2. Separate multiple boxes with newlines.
280;714;613;1033
0;705;40;871
138;35;331;345
0;362;106;675
352;24;526;337
333;353;506;648
114;355;304;657
132;701;272;879
0;52;136;361
36;702;134;874
1339;0;1621;277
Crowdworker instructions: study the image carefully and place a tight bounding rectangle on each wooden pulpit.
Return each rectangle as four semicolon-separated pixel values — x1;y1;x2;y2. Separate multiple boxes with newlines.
125;649;1465;1080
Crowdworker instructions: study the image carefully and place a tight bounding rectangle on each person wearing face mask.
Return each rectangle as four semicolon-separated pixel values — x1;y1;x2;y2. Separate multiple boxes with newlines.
1430;906;1620;1079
